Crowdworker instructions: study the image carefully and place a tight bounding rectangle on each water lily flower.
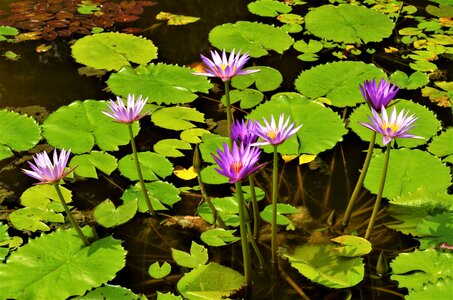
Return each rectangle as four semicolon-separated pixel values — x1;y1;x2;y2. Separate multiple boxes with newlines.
359;106;423;145
103;94;149;124
252;113;302;146
231;119;258;145
212;142;263;183
193;49;260;81
360;79;399;110
22;149;75;184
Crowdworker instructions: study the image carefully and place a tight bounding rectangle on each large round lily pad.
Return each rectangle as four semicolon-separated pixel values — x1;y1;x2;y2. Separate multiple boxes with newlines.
208;21;294;58
294;61;386;107
305;4;394;44
71;32;158;71
107;64;212;105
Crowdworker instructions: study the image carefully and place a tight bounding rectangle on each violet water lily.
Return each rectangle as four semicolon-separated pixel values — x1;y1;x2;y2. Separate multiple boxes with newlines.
22;149;89;246
231;119;258;146
103;94;155;215
360;79;399;111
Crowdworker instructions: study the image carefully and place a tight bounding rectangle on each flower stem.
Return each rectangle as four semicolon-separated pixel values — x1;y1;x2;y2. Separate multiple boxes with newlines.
246;219;265;271
128;124;154;215
197;173;227;229
271;145;279;272
224;80;233;141
248;174;260;239
235;181;252;287
342;131;376;231
365;143;391;240
54;184;89;246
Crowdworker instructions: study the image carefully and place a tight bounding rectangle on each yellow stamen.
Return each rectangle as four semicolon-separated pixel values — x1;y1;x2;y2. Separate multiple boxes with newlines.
266;130;277;140
231;161;243;174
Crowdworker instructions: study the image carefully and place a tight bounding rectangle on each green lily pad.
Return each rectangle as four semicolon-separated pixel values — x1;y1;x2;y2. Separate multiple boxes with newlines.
121;181;180;212
200;229;240;247
156;12;200;25
260;204;299;230
180;128;211;144
177;263;244;300
172;241;209;269
221;89;264;109
200;164;229;184
21;184;72;210
406;278;453;300
75;284;140;300
153;139;192;157
389;71;430;90
93;199;138;228
294;61;386;107
157;291;183;300
71;32;157;71
152;107;205;130
0;110;41;160
9;207;64;232
0;227;126;299
198;197;239;226
0;26;19;41
231;66;283;92
248;96;347;155
248;0;292;17
209;21;294;58
148;262;172;279
390;249;453;291
428;128;453;157
285;243;365;289
305;4;394;43
118;152;173;181
330;235;372;257
42;100;139;154
107;64;212;105
199;133;229;164
69;151;118;179
349;100;441;148
364;149;452;199
416;212;453;249
277;13;304;25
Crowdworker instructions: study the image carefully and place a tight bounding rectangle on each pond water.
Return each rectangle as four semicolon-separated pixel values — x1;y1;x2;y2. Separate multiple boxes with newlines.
0;0;452;299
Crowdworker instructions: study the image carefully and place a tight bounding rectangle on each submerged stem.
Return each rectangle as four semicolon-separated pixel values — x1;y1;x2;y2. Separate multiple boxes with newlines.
54;184;89;246
342;131;376;230
224;80;233;142
235;181;252;286
128;124;155;215
248;175;260;238
271;145;279;273
365;143;391;240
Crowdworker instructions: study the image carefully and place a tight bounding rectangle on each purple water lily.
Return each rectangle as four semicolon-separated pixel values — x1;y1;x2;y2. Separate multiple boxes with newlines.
212;142;263;183
22;149;75;184
359;106;423;145
252;113;302;146
193;49;260;81
360;79;399;110
103;94;149;124
231;119;258;146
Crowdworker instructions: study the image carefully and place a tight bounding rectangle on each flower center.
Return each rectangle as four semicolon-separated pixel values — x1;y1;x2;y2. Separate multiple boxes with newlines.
383;122;399;134
231;161;243;174
266;130;277;140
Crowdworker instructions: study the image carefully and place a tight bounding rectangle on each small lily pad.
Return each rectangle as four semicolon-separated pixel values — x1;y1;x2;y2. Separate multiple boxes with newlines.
118;152;173;181
156;12;200;25
121;181;181;212
93;199;138;228
152;107;205;131
172;241;208;269
148;262;172;279
260;204;299;230
330;235;372;257
200;229;240;247
153;139;192;157
69;151;118;179
9;207;64;232
248;0;292;17
231;66;283;92
390;71;430;90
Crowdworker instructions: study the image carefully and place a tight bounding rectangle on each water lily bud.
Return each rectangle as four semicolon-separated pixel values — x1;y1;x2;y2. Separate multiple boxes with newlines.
193;144;202;173
376;251;389;276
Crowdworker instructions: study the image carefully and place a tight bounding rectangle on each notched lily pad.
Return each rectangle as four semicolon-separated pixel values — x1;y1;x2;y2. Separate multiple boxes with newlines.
248;0;292;17
156;12;200;25
330;235;372;257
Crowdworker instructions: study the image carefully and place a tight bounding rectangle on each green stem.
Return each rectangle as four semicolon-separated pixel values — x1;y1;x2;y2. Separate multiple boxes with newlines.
342;131;376;230
248;175;260;239
128;124;154;215
197;173;227;229
235;181;252;287
54;184;89;246
246;219;265;271
224;80;233;142
365;143;391;240
271;145;279;272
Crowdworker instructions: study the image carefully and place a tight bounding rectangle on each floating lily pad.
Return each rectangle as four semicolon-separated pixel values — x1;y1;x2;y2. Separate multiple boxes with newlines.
285;243;365;288
248;0;292;17
200;229;240;247
21;183;72;210
75;284;140;300
0;227;126;300
69;151;118;179
0;110;41;160
148;262;172;279
198;197;239;226
107;64;212;104
93;199;138;228
157;291;183;300
364;149;452;199
294;61;386;107
118;152;173;181
349;100;441;148
42;100;139;154
172;241;208;269
305;4;394;44
390;249;453;291
200;164;229;184
177;262;244;300
9;207;64;232
209;21;294;58
221;89;264;109
406;278;453;300
416;212;453;249
180;128;211;144
231;66;283;92
390;71;430;90
330;235;372;257
152;107;205;130
248;95;347;155
156;12;200;25
153;139;192;157
428;128;453;157
71;32;157;71
199;133;229;164
121;181;181;212
260;204;299;230
0;26;19;41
